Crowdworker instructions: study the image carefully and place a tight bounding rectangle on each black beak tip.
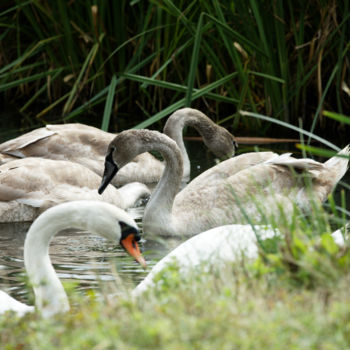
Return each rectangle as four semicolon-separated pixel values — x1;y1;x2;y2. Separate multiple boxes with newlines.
98;180;108;194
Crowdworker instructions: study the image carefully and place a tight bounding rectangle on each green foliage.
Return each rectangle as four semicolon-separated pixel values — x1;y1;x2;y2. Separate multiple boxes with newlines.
251;200;350;290
2;205;350;349
2;253;350;348
255;229;350;289
0;1;349;132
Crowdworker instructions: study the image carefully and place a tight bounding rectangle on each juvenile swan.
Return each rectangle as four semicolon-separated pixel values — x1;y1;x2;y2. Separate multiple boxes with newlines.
0;123;162;187
99;129;349;237
163;108;237;179
0;157;150;222
0;200;146;317
0;109;236;185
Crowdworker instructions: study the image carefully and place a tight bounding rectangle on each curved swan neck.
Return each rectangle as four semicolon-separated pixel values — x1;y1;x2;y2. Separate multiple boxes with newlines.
23;204;98;317
134;132;183;235
163;108;218;178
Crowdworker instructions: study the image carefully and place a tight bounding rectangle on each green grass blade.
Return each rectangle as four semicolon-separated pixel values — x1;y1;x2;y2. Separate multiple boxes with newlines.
185;12;204;107
296;144;349;159
20;68;63;113
204;13;267;56
323;110;350;125
0;36;61;75
64;52;159;123
0;69;61;92
134;72;239;129
248;71;285;84
0;0;32;17
308;65;339;142
62;39;101;115
101;75;117;131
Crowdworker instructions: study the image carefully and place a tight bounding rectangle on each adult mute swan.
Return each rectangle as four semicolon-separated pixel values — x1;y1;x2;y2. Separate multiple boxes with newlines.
98;129;349;237
133;224;346;297
0;157;150;222
0;200;146;317
0;108;236;185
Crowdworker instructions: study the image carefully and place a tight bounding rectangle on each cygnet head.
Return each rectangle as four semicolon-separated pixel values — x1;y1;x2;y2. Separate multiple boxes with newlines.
98;130;176;195
203;125;238;159
163;107;238;159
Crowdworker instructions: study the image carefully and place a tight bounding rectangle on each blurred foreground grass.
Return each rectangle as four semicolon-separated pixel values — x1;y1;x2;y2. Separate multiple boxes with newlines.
1;204;350;349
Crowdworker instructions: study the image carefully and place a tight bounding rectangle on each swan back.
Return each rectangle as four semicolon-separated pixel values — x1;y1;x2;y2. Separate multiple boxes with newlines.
133;225;277;296
0;124;113;161
0;124;162;187
171;150;348;235
133;222;347;297
0;290;34;316
0;111;235;186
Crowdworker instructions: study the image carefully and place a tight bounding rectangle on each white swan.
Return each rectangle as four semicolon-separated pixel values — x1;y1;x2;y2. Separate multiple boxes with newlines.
0;200;146;317
0;157;150;222
133;224;346;296
0;108;236;185
99;129;349;237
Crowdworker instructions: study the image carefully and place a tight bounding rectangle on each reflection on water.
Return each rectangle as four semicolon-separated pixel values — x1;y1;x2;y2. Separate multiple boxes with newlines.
0;141;349;305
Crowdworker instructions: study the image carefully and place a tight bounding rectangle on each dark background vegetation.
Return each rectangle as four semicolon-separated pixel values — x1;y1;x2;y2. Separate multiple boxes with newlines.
0;0;349;140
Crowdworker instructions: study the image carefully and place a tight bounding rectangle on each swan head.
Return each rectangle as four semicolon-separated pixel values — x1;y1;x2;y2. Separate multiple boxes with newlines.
203;126;238;160
82;201;147;268
98;130;179;194
119;222;147;269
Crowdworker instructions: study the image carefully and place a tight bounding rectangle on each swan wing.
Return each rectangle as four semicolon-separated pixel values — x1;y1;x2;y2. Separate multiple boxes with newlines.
0;158;129;222
0;127;56;158
183;151;277;190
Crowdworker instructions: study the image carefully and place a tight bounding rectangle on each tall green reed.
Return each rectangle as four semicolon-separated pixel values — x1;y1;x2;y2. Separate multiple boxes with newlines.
0;0;348;133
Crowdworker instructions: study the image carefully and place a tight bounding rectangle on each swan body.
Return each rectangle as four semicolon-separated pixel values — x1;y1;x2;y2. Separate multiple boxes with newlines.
0;157;150;222
133;225;277;296
0;109;236;185
0;123;162;187
133;224;346;296
99;129;349;237
0;200;145;317
0;290;34;317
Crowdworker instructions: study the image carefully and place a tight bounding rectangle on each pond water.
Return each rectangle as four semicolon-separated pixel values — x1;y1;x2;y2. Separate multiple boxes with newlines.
0;139;221;304
0;139;349;306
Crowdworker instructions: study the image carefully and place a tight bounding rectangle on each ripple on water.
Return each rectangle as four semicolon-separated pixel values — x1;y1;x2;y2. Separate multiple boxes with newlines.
0;204;177;303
